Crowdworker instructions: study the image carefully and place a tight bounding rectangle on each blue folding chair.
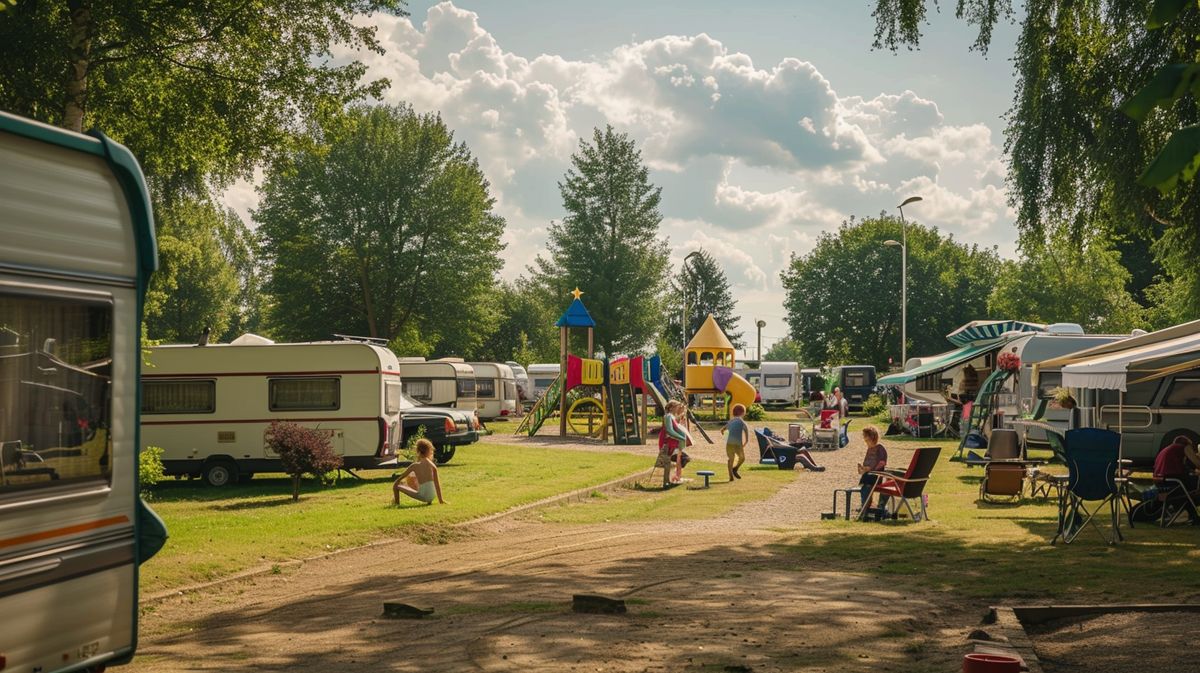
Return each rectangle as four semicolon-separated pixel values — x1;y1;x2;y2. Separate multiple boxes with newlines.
1054;428;1124;545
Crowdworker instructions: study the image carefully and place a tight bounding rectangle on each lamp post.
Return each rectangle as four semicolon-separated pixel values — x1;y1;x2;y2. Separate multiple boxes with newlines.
886;196;922;367
682;251;700;349
756;319;766;362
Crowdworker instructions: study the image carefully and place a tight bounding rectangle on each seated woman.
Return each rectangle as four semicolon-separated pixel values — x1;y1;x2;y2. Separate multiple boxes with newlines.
856;425;888;510
1153;435;1200;525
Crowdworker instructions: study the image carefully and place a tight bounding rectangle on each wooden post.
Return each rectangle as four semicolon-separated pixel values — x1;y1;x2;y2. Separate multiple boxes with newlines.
641;389;648;440
587;327;594;359
559;326;568;436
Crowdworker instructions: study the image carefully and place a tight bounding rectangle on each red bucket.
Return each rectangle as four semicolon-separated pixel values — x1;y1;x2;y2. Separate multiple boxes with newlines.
962;653;1021;673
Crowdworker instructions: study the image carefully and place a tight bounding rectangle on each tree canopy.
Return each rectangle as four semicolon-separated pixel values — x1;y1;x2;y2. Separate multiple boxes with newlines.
662;250;744;350
780;215;1001;369
762;337;805;364
256;105;506;354
533;126;671;357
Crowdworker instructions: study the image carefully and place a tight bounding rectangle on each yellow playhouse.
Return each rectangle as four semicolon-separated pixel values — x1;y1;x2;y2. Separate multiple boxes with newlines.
683;314;756;413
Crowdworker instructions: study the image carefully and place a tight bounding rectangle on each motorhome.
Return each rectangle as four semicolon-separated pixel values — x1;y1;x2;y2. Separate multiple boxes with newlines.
0;111;165;673
142;336;403;485
828;365;876;410
758;361;802;407
396;357;478;410
505;360;530;401
470;362;519;421
527;363;561;399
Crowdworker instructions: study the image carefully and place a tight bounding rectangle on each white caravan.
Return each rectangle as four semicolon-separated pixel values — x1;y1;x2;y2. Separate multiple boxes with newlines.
505;360;530;401
396;357;477;410
527;363;561;399
470;362;519;421
0;111;166;673
142;336;403;485
759;361;802;407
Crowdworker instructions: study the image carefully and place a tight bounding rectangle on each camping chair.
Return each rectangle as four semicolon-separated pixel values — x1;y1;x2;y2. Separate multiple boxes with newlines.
860;446;942;521
755;429;779;465
1028;430;1068;499
1054;428;1123;545
838;417;851;447
980;463;1025;503
964;428;1021;467
1153;477;1200;527
812;410;839;451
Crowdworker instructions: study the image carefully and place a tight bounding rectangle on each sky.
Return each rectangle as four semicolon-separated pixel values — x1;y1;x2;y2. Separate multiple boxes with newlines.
225;1;1024;359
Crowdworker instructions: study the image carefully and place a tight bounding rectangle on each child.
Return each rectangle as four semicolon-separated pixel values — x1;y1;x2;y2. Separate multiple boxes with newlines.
393;438;446;506
661;400;692;484
857;425;888;510
721;403;751;481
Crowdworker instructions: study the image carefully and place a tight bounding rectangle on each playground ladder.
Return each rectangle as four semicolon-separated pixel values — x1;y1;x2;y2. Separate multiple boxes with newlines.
515;374;563;436
656;372;714;444
606;381;643;445
954;368;1013;458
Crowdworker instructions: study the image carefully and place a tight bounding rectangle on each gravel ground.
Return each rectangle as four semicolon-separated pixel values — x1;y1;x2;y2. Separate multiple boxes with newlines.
1030;611;1200;673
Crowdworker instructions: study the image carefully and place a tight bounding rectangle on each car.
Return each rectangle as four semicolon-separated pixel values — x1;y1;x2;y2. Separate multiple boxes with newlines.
397;391;480;464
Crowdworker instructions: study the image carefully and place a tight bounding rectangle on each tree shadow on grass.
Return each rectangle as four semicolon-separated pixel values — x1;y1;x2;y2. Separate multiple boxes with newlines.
148;473;392;503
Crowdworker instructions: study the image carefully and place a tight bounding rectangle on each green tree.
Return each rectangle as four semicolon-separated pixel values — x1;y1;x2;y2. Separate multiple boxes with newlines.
256;105;506;354
871;0;1200;319
987;230;1146;333
662;250;744;349
144;198;243;343
780;215;1001;369
534;126;671;357
471;280;559;363
762;337;804;364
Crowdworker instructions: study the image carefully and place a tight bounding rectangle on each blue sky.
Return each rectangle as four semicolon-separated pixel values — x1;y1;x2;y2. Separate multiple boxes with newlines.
227;1;1025;357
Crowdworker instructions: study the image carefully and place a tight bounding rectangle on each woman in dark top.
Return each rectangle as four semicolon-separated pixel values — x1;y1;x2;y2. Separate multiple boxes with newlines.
857;425;888;509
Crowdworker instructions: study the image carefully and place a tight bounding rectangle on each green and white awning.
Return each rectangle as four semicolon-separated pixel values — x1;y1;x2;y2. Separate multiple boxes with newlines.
946;320;1044;347
877;341;1002;386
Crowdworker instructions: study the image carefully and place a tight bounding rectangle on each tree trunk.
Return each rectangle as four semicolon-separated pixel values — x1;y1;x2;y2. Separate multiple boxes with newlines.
63;0;94;133
357;261;378;338
292;475;300;501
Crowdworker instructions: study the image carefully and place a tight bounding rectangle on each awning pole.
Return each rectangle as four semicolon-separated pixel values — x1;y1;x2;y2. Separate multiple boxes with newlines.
1118;390;1124;463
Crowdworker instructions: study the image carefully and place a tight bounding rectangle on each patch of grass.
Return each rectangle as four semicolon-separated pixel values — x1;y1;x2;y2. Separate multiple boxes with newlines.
141;443;647;594
536;459;796;524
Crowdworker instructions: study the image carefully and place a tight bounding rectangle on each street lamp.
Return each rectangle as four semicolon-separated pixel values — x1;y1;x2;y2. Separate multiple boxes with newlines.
889;196;922;367
682;251;701;349
756;319;766;362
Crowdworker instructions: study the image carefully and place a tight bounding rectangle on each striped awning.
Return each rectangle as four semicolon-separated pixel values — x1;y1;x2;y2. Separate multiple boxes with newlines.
946;320;1045;347
878;341;1002;386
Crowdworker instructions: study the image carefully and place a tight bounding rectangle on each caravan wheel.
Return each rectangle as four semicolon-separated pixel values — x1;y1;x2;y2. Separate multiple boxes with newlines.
202;460;238;487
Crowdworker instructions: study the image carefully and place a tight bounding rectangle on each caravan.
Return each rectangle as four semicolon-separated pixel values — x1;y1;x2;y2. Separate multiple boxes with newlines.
141;336;404;485
396;357;478;410
527;363;561;400
470;362;519;420
0;111;165;672
758;361;802;407
829;365;876;410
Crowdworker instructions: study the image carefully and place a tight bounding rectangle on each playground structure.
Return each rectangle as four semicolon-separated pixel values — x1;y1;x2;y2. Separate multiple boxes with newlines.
684;314;757;416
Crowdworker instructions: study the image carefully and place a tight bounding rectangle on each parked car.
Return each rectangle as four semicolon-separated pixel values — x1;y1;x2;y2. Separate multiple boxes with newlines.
397;391;480;464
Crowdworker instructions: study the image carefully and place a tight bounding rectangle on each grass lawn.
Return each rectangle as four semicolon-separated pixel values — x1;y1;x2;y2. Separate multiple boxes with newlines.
782;433;1200;604
536;459;797;524
140;443;648;594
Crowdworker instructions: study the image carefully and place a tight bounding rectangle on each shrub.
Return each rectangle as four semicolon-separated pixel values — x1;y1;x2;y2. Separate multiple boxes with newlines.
265;421;343;501
862;394;887;417
745;403;766;421
139;445;165;497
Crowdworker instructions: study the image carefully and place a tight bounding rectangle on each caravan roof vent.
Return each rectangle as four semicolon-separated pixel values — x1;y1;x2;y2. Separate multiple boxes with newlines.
230;333;275;346
1047;323;1085;335
1130;328;1149;336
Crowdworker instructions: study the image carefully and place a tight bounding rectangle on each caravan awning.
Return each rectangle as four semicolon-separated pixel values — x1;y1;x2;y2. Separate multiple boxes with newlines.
877;341;1000;386
1061;330;1200;391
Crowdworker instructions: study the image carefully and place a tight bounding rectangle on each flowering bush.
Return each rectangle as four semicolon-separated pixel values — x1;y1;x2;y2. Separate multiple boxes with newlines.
265;421;343;501
997;352;1022;372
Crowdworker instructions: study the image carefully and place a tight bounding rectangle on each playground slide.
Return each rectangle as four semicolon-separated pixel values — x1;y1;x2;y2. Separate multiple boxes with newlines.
713;366;757;411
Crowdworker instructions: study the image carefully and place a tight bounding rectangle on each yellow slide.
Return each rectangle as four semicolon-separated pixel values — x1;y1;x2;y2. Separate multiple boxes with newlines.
713;366;757;411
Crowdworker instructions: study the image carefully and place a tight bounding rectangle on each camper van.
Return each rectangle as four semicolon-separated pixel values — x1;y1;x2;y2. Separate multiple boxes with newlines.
142;337;404;485
829;365;876;410
505;360;530;401
0;111;165;673
527;363;561;399
396;357;478;410
759;361;802;407
470;362;519;420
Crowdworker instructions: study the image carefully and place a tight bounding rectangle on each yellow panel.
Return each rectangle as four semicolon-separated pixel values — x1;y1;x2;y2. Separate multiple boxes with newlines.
610;360;629;384
685;364;716;391
581;359;604;386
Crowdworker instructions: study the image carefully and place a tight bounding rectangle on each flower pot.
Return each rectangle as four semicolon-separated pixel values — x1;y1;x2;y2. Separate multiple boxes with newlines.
962;653;1021;673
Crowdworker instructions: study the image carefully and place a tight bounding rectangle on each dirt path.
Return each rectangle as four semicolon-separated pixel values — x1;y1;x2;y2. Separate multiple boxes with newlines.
132;422;964;672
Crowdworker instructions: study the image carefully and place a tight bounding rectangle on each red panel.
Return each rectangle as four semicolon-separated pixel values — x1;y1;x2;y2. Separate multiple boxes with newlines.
566;354;583;391
630;355;645;391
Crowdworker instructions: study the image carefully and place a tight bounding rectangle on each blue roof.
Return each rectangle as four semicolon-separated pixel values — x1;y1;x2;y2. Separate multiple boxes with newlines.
555;298;596;328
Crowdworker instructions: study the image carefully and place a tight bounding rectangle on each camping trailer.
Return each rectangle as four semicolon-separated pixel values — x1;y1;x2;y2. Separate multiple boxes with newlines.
142;337;403;485
0;111;165;673
505;360;530;401
470;362;519;420
758;361;802;407
829;365;876;410
527;363;561;399
396;357;477;410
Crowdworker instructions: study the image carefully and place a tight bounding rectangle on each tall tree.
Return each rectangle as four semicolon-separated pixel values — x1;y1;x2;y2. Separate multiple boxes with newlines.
871;0;1200;319
762;337;804;364
534;126;671;356
256;105;506;355
780;215;1001;369
662;250;744;349
471;280;560;364
987;229;1146;333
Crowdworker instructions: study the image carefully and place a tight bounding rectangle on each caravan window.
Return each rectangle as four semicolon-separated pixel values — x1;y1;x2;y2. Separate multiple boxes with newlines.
844;371;867;388
269;377;340;411
916;372;941;393
1164;377;1200;408
0;289;113;495
1037;372;1063;399
764;375;792;388
143;380;216;414
457;377;476;397
385;381;402;415
402;379;432;402
477;378;496;398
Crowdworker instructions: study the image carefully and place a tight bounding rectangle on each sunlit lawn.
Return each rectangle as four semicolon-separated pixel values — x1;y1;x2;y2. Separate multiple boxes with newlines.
141;443;648;594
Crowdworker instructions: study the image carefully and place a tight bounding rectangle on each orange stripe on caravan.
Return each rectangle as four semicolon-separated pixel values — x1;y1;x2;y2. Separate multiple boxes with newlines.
0;515;130;550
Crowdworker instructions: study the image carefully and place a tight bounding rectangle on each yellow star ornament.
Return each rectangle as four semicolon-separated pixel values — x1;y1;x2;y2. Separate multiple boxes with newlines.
570;287;584;300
